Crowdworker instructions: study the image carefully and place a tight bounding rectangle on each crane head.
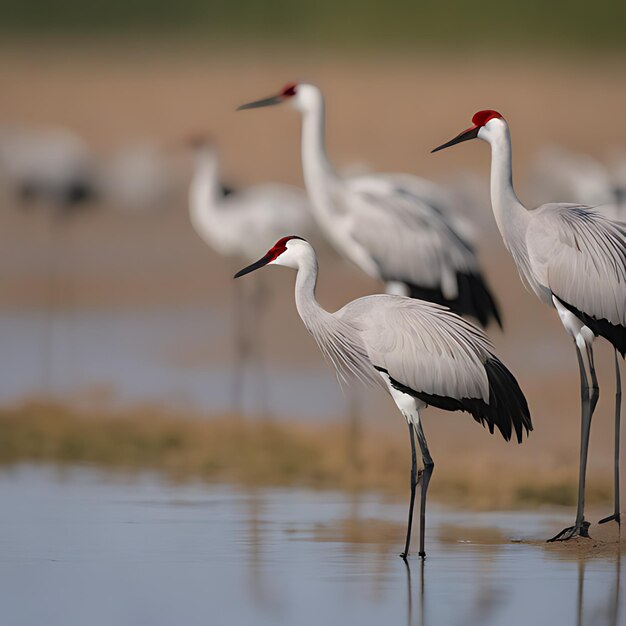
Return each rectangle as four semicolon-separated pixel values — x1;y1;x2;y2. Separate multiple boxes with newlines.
237;83;298;111
234;236;307;278
184;132;214;150
431;110;504;153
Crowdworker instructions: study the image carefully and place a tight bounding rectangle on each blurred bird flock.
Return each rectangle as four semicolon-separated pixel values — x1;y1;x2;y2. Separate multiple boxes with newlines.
0;0;625;534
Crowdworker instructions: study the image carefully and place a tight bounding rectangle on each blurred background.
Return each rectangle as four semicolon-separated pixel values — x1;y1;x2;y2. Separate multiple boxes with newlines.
0;2;625;624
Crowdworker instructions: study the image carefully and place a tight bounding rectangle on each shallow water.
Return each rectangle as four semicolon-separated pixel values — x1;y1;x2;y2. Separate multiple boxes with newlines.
0;465;622;626
0;309;342;418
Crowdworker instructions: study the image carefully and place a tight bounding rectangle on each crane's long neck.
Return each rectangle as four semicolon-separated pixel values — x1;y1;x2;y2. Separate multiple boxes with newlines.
487;125;530;249
294;253;327;331
292;247;378;388
293;251;368;387
300;97;340;213
189;149;222;221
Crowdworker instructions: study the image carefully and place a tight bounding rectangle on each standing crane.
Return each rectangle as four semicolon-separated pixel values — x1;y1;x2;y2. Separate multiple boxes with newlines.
0;125;98;213
433;110;626;540
234;236;532;558
0;125;100;392
188;136;313;414
237;83;501;329
530;145;624;219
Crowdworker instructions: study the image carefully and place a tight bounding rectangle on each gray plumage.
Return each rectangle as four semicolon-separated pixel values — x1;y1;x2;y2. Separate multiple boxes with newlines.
336;295;491;402
432;110;625;541
234;235;530;556
525;204;626;329
238;83;501;328
288;239;504;405
346;176;478;295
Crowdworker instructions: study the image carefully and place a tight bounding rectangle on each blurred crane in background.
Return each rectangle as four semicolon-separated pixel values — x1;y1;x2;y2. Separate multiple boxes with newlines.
238;83;501;329
0;125;99;214
100;140;176;213
530;145;626;221
433;109;626;541
0;125;183;395
187;136;314;416
0;125;101;391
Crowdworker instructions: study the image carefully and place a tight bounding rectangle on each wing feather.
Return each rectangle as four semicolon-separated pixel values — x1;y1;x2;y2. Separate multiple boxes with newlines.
527;205;626;325
344;175;477;298
337;295;493;402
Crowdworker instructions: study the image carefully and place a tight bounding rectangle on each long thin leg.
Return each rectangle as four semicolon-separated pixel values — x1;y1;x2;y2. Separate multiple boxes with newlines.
250;275;269;419
231;276;250;415
600;348;621;526
549;342;596;541
587;344;600;416
401;422;419;560
346;388;362;472
414;420;434;558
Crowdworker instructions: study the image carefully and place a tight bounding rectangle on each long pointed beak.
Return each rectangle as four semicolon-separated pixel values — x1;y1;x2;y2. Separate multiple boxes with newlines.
234;254;272;278
431;125;480;153
237;94;284;111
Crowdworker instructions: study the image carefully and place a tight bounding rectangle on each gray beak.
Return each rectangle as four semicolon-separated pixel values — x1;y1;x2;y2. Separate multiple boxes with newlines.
237;95;284;111
431;125;480;153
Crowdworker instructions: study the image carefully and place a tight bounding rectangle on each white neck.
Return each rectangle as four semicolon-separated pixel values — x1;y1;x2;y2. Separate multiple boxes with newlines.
289;244;377;387
189;148;222;215
299;92;340;213
485;123;530;247
293;251;326;330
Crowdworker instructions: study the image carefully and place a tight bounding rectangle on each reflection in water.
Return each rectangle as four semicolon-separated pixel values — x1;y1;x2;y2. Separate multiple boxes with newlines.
404;558;425;626
465;544;506;626
404;558;412;626
610;551;622;626
575;549;622;626
0;466;625;626
244;489;281;614
577;558;586;626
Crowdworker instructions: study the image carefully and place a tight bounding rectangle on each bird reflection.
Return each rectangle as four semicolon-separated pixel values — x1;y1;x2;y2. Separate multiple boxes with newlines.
404;558;425;626
244;489;281;613
608;551;622;626
576;551;622;626
577;558;586;626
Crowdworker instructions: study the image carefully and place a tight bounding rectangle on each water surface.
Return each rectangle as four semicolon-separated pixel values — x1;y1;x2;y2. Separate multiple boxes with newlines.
0;309;342;418
0;465;622;626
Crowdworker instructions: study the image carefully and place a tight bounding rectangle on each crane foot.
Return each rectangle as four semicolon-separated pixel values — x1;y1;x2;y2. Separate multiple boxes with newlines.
547;520;591;542
598;513;621;525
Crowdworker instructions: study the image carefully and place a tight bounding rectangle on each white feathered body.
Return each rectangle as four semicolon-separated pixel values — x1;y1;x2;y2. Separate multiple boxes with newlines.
189;147;313;261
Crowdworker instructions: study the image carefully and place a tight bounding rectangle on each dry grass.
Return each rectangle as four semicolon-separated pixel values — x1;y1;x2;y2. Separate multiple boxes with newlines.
0;401;611;509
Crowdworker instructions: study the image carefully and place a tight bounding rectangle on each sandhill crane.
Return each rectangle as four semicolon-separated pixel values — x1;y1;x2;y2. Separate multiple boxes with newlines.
0;126;98;214
100;141;176;213
531;145;611;203
530;145;625;220
237;84;501;329
234;236;532;557
188;137;313;414
433;110;626;540
0;125;100;391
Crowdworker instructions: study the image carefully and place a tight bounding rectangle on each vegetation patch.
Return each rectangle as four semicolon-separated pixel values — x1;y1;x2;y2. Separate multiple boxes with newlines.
0;401;610;510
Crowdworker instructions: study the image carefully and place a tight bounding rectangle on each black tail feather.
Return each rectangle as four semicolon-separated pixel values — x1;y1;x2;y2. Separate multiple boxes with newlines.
481;357;533;443
379;357;532;444
556;297;626;358
405;271;502;329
